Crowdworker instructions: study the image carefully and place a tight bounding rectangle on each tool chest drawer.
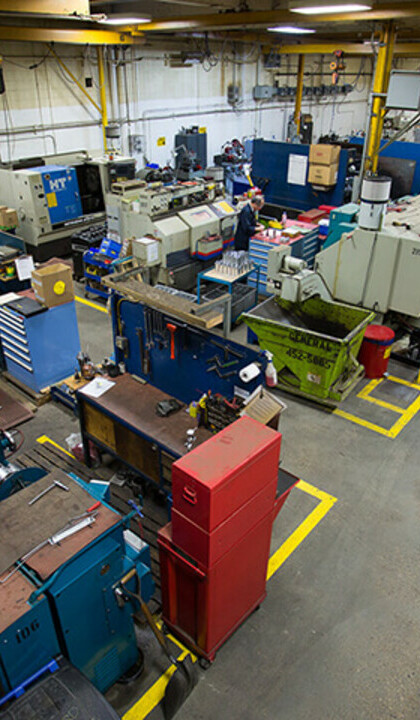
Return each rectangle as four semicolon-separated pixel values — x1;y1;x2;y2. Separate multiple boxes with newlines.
0;301;80;392
171;416;281;536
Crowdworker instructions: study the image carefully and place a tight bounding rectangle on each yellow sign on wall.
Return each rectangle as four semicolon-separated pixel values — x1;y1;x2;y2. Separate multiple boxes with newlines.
199;127;207;134
157;137;166;147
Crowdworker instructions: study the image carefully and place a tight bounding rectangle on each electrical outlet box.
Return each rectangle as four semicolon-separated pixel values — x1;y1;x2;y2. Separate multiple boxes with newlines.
227;84;240;105
128;134;145;155
253;85;277;100
115;335;129;354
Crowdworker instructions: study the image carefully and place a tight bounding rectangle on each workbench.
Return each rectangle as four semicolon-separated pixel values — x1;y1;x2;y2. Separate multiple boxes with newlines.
77;374;212;496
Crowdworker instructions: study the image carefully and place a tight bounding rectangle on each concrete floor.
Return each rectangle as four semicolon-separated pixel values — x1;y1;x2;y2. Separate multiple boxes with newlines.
15;295;420;720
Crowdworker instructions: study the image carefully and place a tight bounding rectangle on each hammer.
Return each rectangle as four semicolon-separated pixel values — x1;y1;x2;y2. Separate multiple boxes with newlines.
29;479;70;506
166;323;177;360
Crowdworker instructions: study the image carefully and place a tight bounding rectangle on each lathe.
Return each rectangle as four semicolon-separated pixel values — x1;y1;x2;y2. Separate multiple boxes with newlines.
0;152;135;260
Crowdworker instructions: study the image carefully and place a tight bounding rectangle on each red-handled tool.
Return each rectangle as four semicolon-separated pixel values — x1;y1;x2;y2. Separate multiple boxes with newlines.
166;323;177;360
86;501;101;513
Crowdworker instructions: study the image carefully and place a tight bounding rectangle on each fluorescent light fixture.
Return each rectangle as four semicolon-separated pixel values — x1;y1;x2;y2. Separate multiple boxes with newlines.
101;15;150;25
268;25;316;33
291;3;371;14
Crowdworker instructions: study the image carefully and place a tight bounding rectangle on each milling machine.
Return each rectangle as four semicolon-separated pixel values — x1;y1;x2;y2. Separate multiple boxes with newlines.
315;176;420;321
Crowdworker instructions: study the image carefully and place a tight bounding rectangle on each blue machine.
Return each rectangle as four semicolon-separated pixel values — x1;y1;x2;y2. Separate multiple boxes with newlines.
0;470;154;697
251;139;349;211
111;293;267;404
37;165;83;225
323;202;359;249
349;137;420;196
0;430;46;500
0;300;81;392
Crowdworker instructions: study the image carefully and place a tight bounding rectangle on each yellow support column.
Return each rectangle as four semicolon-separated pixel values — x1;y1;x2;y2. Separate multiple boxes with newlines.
366;22;396;173
97;46;108;153
294;54;305;135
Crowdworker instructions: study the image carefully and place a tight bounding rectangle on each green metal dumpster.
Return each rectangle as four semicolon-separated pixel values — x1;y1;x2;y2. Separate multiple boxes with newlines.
242;296;375;404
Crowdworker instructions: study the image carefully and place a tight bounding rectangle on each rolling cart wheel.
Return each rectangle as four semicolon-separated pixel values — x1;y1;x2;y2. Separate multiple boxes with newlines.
84;292;90;299
161;623;170;635
199;658;211;671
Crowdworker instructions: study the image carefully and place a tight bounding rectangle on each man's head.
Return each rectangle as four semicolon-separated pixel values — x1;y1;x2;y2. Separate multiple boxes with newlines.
251;195;264;211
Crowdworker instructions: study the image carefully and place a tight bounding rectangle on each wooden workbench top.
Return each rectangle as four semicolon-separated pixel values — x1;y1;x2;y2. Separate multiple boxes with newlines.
78;374;212;457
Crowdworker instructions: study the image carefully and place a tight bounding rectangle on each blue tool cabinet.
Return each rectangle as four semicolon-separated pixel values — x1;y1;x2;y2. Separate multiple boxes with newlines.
0;301;81;392
248;229;321;295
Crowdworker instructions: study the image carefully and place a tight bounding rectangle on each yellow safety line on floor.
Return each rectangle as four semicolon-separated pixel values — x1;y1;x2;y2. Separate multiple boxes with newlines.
36;434;75;458
123;649;192;720
334;374;420;439
266;480;337;580
35;435;336;720
75;295;108;314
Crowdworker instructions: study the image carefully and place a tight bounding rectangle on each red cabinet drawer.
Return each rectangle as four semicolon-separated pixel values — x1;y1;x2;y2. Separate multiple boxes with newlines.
158;513;273;662
172;417;281;534
172;476;277;567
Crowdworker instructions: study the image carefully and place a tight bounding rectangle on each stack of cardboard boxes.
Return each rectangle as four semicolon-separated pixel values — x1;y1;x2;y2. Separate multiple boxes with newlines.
307;144;341;187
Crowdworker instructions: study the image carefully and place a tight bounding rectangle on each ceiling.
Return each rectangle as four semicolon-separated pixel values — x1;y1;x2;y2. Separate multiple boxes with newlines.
1;0;420;46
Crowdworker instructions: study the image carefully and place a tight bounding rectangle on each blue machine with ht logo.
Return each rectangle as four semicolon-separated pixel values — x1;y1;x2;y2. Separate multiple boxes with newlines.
38;165;83;225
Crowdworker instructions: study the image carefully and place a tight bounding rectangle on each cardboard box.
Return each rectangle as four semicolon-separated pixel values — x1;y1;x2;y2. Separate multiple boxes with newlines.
309;144;340;166
31;262;74;308
0;207;18;227
308;162;339;187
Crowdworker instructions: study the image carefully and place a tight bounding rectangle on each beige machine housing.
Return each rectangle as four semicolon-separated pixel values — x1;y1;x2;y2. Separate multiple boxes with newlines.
315;226;420;318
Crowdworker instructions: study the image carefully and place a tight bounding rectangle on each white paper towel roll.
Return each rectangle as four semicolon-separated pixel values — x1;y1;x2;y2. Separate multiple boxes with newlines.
239;362;261;383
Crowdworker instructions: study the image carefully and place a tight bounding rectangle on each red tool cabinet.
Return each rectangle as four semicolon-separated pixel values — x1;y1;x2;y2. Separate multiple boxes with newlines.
159;417;284;662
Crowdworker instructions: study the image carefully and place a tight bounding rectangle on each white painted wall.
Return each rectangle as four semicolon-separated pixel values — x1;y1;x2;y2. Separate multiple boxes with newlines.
0;41;374;166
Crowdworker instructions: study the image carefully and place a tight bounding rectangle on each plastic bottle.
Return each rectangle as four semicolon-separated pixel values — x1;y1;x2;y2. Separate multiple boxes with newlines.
282;211;287;227
265;351;278;387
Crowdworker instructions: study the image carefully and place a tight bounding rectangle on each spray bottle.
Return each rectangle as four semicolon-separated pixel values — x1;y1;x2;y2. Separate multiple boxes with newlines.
265;351;278;388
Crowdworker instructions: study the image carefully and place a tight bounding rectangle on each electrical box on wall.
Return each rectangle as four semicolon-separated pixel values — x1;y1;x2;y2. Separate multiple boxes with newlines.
227;84;240;105
253;85;277;100
128;134;145;154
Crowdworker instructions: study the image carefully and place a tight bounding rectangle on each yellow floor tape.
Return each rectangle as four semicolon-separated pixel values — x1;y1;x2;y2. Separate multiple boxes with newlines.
334;374;420;439
36;439;337;720
75;295;108;314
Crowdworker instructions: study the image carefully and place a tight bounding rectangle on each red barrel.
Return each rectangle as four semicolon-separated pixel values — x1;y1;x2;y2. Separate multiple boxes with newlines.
358;324;395;378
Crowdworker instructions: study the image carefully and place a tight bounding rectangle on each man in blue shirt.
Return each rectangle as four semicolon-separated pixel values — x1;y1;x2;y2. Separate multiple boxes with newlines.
234;195;265;251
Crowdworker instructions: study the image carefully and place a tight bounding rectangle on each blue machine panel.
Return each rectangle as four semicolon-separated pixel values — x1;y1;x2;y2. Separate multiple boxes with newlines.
37;165;83;225
0;575;60;693
251;139;348;211
349;137;420;195
48;533;138;693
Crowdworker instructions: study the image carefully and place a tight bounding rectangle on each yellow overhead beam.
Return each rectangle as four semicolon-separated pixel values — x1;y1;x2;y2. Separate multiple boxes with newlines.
0;26;137;44
0;0;88;13
269;43;372;55
141;2;420;32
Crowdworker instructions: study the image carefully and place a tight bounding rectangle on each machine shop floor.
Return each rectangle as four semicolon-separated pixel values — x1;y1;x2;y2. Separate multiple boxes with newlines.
15;293;420;720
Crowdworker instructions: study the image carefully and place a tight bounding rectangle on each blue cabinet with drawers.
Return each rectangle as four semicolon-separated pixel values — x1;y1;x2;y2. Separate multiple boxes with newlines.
0;300;81;392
